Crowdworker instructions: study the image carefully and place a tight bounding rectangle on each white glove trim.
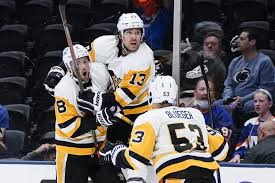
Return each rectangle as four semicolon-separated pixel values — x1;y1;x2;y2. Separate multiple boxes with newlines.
111;144;127;166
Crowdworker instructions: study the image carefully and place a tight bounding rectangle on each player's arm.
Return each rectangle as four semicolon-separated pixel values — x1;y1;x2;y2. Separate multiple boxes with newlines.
44;62;66;96
77;66;152;112
55;96;97;139
100;120;155;183
207;126;229;161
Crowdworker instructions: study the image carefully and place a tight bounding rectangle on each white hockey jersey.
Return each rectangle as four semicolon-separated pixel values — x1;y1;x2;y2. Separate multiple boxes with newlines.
121;106;220;181
89;35;155;118
54;62;109;155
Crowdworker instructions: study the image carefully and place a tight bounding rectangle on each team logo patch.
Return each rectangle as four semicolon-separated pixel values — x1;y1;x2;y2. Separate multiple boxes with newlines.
186;65;208;79
233;68;251;83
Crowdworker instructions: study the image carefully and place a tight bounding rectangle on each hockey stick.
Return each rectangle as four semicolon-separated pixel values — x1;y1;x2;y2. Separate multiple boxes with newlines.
181;38;214;128
59;0;98;150
114;113;134;126
198;56;214;128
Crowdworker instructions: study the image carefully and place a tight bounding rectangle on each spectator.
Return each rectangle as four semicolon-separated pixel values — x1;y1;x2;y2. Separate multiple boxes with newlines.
0;105;9;152
222;28;275;127
242;118;275;164
21;143;55;161
230;89;275;163
133;0;173;50
180;32;227;99
185;78;234;143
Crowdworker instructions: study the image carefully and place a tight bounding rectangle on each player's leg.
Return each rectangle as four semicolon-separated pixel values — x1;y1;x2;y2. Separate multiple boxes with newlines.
56;151;98;183
94;163;126;183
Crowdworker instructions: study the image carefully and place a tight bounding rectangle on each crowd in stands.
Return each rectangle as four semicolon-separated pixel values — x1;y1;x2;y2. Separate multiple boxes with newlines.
0;0;274;170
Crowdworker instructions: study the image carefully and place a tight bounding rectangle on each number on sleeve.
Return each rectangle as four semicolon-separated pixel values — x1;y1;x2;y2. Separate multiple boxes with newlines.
57;100;66;113
129;73;147;86
132;131;145;143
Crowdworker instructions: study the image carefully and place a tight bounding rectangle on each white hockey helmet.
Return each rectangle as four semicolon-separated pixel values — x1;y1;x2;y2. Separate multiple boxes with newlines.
148;75;178;105
63;44;89;71
117;13;144;39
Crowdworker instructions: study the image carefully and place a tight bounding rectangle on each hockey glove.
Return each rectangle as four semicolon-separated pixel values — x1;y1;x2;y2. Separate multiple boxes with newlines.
44;66;65;96
154;60;164;75
98;141;116;164
96;106;121;127
110;144;127;166
77;90;103;113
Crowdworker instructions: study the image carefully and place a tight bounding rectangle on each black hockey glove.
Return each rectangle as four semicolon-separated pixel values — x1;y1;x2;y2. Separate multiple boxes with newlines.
96;106;121;127
44;66;65;96
154;60;164;75
98;141;127;166
98;141;116;164
77;90;103;113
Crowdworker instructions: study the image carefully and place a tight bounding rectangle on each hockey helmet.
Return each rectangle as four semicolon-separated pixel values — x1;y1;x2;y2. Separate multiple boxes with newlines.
117;13;144;40
148;75;178;105
63;44;89;71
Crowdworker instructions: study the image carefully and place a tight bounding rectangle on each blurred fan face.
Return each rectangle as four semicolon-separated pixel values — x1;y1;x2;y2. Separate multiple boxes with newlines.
194;80;215;101
122;28;142;52
75;57;90;82
203;36;220;59
254;92;272;116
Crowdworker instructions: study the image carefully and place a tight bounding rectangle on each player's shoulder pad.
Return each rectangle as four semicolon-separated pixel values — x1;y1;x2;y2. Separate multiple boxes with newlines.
89;35;119;64
54;74;78;100
90;62;110;92
134;110;155;125
123;42;154;71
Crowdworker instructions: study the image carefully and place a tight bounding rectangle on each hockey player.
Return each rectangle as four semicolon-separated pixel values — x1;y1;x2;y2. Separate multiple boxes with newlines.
76;13;156;144
54;44;112;183
100;75;221;183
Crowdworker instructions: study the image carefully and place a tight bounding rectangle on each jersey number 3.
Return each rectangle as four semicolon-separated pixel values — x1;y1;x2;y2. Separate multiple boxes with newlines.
132;131;145;143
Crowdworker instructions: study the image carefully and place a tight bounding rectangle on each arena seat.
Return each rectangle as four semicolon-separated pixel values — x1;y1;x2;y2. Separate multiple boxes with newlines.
192;21;224;43
80;22;117;44
0;0;16;26
35;24;72;56
0;77;27;105
94;0;129;24
0;51;26;78
232;0;268;23
4;130;25;158
260;49;275;65
4;104;31;134
66;0;94;40
37;106;55;138
22;0;54;41
192;0;222;25
0;24;28;52
23;0;53;27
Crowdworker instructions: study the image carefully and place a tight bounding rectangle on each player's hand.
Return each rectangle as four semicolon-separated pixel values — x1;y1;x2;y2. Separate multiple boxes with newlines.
229;154;241;163
220;126;232;142
96;106;121;127
233;96;243;108
98;141;116;164
154;60;164;75
222;97;235;105
44;66;65;96
77;90;103;113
